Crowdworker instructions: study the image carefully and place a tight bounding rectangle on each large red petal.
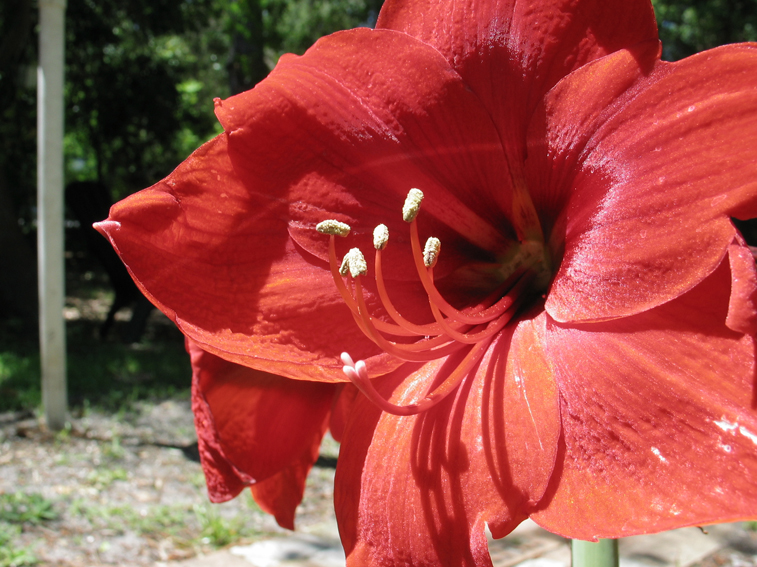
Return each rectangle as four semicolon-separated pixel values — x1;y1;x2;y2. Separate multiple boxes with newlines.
538;44;757;322
188;339;335;528
97;27;534;379
98;136;390;381
335;314;560;565
533;258;757;539
249;455;316;531
215;28;518;258
378;0;658;170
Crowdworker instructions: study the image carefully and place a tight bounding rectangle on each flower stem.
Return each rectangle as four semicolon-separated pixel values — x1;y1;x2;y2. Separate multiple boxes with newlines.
571;539;618;567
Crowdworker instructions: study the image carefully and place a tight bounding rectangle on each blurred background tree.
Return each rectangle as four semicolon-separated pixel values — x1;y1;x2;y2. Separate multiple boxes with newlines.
0;0;382;331
652;0;757;60
0;0;753;328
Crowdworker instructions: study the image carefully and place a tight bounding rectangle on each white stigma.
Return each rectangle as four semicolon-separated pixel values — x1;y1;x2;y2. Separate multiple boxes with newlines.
316;219;351;237
423;237;441;268
373;224;389;250
402;189;424;223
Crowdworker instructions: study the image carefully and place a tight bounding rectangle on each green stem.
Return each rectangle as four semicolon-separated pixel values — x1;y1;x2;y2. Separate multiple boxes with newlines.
571;539;619;567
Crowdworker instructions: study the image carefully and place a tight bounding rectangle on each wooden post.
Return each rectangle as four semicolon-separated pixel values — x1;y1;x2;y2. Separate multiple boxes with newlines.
37;0;68;430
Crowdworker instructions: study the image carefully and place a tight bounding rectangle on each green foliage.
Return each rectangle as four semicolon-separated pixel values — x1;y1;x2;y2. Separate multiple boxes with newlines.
86;467;129;489
68;498;262;549
64;0;229;197
0;321;190;413
652;0;757;60
264;0;383;60
194;503;251;547
224;0;384;92
0;493;57;525
0;522;38;567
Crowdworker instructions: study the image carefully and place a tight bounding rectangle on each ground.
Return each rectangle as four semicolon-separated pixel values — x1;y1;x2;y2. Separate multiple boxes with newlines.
0;399;340;566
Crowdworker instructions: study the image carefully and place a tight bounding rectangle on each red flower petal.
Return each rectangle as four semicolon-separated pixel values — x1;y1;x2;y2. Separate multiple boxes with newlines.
98;136;387;381
187;339;335;528
378;0;658;168
538;44;757;322
250;458;314;531
216;28;517;255
726;235;757;335
96;28;544;380
329;383;360;444
533;257;757;539
335;315;560;565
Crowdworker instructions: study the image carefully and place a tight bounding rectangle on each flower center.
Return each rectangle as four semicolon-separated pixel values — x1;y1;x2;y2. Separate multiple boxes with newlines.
316;189;550;416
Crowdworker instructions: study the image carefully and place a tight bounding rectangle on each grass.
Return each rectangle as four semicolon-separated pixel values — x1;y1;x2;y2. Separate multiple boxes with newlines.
0;317;191;415
0;237;193;416
67;497;264;550
0;492;59;567
0;493;58;525
0;522;38;567
0;249;266;560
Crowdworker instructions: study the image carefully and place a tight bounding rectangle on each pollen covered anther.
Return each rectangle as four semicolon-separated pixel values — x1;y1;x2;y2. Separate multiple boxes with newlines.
423;237;441;268
402;189;424;222
316;219;351;237
373;224;389;250
346;248;368;278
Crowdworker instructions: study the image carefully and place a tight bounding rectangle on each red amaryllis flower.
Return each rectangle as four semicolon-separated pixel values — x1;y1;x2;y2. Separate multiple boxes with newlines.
96;0;757;564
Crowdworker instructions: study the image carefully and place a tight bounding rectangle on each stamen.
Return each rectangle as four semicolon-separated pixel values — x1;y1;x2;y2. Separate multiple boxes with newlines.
352;276;466;361
423;237;441;268
325;235;415;337
425;272;532;344
402;189;424;223
339;254;351;276
346;248;368;278
373;224;389;250
319;185;548;419
316;219;351;237
410;219;518;325
374;247;452;336
341;339;491;416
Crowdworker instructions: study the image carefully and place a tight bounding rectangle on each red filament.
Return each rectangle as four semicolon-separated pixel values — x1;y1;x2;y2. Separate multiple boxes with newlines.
326;218;534;416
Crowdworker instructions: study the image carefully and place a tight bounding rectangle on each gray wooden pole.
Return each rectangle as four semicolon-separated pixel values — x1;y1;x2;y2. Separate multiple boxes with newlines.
37;0;68;431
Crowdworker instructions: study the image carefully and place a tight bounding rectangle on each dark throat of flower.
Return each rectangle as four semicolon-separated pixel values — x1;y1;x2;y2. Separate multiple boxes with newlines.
316;189;547;417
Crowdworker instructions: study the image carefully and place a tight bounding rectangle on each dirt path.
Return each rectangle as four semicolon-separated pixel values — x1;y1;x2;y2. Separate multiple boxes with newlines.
0;400;339;566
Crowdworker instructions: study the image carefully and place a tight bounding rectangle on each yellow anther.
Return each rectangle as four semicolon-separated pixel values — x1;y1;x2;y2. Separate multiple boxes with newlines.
316;219;351;237
373;224;389;250
402;189;424;223
423;237;441;268
347;248;368;278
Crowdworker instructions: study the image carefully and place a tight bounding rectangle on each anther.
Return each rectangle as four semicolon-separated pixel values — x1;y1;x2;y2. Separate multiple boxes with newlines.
346;248;368;278
316;219;351;237
339;254;351;276
373;224;389;250
402;189;424;223
423;237;441;268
